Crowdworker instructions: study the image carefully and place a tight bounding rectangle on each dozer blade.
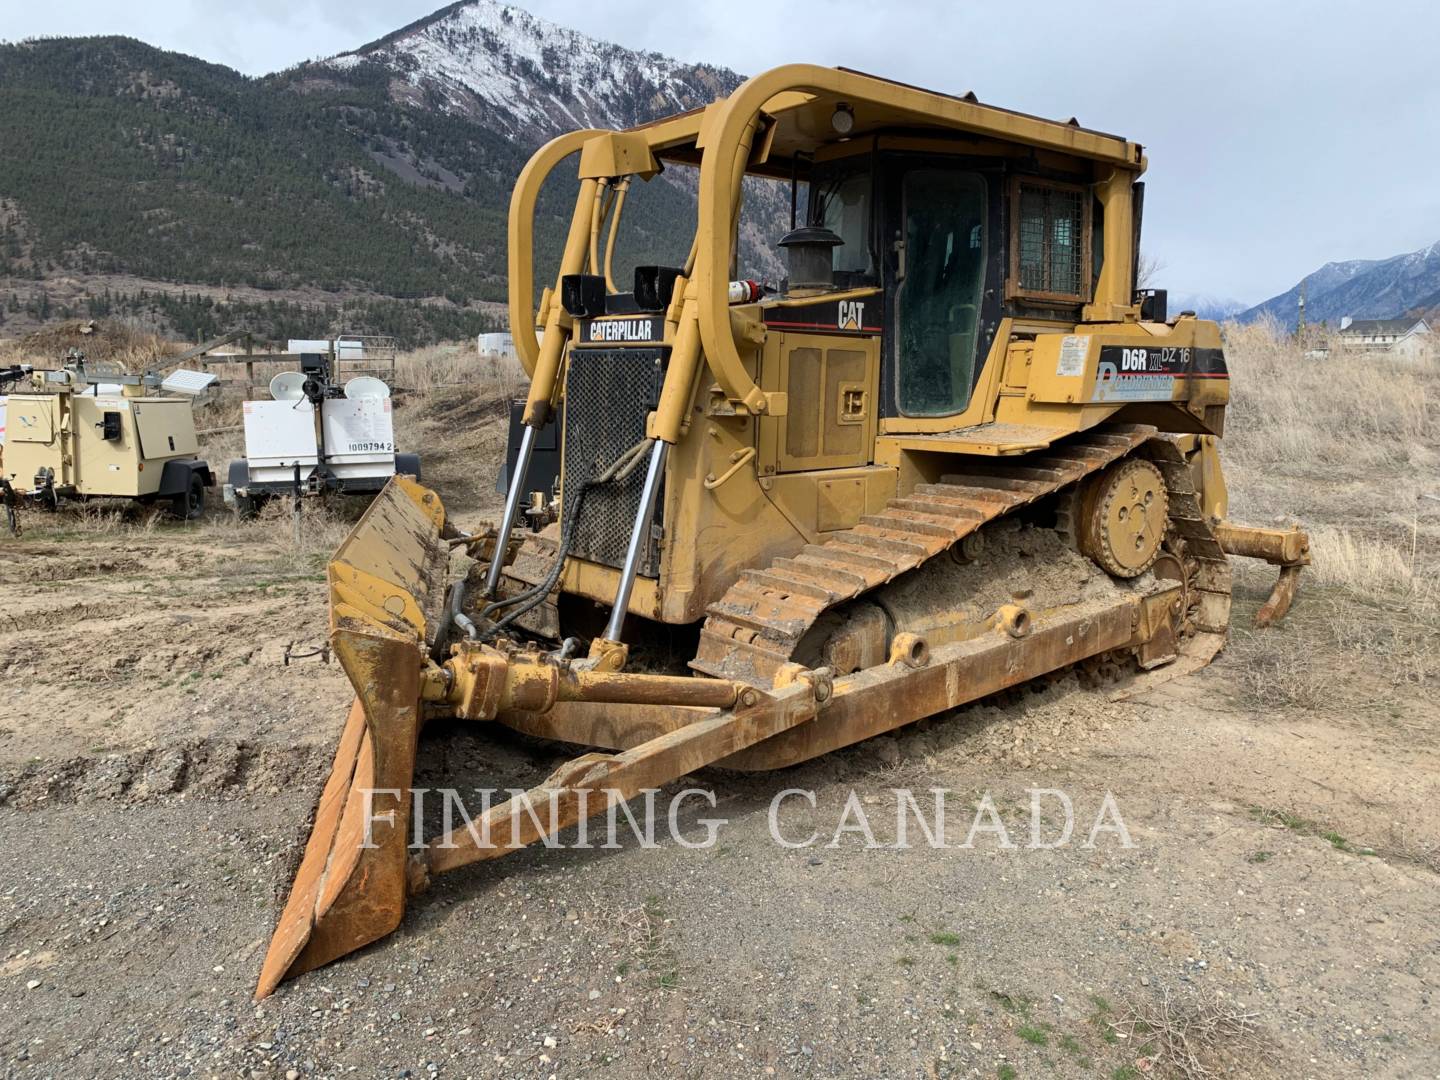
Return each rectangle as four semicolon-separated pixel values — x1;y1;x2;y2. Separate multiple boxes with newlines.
256;477;451;999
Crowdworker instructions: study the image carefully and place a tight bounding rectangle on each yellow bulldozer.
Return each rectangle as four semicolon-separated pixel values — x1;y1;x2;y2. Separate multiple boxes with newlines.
257;65;1310;997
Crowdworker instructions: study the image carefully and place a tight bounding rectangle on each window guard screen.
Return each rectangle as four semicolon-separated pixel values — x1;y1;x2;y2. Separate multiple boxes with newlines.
1008;178;1091;304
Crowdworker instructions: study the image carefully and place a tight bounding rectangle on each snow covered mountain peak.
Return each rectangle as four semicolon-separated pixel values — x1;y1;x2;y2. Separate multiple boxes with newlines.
328;0;739;140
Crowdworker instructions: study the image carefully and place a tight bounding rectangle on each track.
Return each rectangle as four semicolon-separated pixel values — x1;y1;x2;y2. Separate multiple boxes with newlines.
691;423;1231;688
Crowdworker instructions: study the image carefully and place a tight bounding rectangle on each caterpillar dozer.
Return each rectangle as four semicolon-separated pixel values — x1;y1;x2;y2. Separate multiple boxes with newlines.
257;65;1310;997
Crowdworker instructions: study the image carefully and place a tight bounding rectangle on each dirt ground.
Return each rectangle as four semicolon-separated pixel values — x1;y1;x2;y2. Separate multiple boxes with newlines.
1;336;1437;1079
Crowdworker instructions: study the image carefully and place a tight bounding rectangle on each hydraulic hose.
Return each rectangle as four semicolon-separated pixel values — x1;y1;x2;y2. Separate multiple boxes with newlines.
474;437;651;638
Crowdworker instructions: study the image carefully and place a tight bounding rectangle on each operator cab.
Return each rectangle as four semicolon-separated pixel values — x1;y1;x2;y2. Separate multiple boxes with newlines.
786;141;1106;422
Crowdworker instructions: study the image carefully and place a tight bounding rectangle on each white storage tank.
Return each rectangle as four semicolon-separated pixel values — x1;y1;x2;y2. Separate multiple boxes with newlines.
477;332;517;362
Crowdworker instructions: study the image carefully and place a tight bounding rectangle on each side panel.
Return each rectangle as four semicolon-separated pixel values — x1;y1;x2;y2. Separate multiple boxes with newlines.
5;395;54;444
995;319;1229;432
1;395;61;492
244;400;320;486
133;399;199;459
758;331;879;474
321;398;397;484
75;398;150;496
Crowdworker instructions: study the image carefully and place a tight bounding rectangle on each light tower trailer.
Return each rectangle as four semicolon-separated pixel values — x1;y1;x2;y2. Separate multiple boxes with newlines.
224;354;420;520
0;356;216;533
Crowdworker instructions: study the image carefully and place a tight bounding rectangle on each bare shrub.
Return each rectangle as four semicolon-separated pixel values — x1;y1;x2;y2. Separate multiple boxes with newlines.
1112;991;1273;1079
1386;823;1440;873
0;317;180;369
1226;627;1338;711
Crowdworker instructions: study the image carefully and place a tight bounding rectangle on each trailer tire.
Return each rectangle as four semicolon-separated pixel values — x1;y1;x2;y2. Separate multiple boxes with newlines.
171;474;205;520
235;492;264;521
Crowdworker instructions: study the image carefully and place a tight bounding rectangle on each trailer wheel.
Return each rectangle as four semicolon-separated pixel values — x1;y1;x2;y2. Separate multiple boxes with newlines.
172;474;205;520
235;492;262;521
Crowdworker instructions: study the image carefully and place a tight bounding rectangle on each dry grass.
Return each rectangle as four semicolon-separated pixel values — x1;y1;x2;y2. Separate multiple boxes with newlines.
393;342;525;401
1219;322;1440;713
9;472;359;573
1112;991;1274;1079
1223;318;1439;474
1304;523;1436;608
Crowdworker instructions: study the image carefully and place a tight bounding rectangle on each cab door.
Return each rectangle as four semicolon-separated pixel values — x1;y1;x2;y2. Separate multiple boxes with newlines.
886;164;991;418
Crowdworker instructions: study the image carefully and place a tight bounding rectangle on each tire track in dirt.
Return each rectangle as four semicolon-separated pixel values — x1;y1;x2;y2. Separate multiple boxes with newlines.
0;739;335;808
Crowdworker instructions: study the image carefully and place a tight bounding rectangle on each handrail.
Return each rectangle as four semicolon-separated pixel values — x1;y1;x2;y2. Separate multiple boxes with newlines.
508;128;607;379
703;446;756;490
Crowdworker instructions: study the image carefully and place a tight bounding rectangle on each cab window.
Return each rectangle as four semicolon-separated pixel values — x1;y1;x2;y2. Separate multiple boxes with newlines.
812;167;875;283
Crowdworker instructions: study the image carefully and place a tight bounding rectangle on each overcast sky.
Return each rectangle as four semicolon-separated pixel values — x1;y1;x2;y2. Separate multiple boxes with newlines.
5;1;1438;304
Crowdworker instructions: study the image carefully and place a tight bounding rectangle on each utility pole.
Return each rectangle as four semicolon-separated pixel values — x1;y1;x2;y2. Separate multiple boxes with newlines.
1296;277;1307;340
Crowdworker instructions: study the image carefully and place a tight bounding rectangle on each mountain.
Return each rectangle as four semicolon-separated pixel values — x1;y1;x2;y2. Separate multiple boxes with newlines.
0;35;523;296
326;0;736;140
1166;294;1249;322
1237;242;1440;330
0;2;773;346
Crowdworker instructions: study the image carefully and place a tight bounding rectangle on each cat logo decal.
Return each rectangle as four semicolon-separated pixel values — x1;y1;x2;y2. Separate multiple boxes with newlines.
838;300;865;331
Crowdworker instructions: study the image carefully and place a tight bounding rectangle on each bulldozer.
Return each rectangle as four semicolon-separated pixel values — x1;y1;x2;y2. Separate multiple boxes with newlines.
257;65;1310;997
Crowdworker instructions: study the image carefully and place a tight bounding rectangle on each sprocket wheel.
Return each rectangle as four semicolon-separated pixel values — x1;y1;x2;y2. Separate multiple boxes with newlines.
1076;457;1169;579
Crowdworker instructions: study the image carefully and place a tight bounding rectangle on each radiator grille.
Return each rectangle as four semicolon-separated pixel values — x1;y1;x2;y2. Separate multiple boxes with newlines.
561;347;666;576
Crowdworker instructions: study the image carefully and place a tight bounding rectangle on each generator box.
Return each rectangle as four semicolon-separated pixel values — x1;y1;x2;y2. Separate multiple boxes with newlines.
3;392;200;498
241;397;397;490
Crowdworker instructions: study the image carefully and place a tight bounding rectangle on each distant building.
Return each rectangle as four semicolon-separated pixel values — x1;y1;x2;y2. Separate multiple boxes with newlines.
288;338;366;360
478;332;517;363
1336;316;1431;359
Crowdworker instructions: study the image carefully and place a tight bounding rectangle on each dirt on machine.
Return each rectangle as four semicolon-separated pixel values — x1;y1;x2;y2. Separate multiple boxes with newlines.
255;65;1311;997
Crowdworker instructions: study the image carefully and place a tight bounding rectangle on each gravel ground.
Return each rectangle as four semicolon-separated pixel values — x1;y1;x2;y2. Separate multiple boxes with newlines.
2;655;1437;1078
